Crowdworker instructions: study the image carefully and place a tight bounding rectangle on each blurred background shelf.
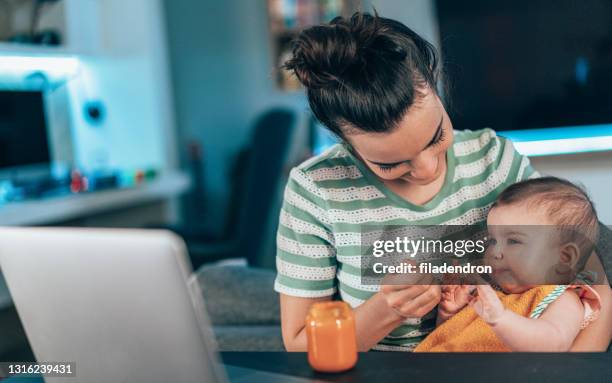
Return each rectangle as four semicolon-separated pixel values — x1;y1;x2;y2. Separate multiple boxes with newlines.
0;41;72;56
0;171;190;226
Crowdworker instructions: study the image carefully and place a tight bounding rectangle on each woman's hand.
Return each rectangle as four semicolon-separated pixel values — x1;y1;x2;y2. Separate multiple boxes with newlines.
470;284;506;325
379;269;442;319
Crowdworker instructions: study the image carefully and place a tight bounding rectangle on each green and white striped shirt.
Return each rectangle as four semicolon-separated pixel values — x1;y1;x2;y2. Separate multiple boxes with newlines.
274;128;540;351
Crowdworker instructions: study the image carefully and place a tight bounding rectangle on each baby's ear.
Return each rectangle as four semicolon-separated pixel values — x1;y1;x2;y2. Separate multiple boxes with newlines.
559;242;580;269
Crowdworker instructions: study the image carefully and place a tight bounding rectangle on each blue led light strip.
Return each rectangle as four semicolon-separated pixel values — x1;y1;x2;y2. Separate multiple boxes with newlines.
498;124;612;156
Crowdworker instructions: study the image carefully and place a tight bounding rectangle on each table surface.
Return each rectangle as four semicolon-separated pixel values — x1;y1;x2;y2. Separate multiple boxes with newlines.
2;352;610;382
220;352;612;382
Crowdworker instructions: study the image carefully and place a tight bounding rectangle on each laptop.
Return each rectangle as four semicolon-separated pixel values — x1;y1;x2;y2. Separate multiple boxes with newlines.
0;227;311;383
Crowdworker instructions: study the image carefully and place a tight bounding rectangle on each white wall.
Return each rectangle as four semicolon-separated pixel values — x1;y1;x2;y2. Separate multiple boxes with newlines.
64;0;177;173
531;152;612;225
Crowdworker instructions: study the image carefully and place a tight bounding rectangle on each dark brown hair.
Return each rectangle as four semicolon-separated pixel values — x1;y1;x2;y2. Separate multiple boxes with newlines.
283;12;442;138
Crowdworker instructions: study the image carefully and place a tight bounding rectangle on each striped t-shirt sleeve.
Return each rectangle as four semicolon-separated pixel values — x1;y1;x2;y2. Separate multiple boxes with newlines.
274;168;337;298
497;134;541;182
492;133;540;186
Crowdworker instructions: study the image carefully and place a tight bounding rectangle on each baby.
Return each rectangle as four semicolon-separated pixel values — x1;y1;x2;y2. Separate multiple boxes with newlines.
416;176;602;352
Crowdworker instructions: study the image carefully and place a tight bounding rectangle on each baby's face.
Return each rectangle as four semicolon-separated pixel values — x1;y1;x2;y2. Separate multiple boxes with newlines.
485;203;563;293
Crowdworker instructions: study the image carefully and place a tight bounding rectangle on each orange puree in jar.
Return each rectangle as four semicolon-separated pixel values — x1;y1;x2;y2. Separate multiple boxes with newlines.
305;301;358;373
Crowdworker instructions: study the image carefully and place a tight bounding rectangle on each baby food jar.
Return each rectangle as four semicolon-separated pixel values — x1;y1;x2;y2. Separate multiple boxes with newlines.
305;301;358;373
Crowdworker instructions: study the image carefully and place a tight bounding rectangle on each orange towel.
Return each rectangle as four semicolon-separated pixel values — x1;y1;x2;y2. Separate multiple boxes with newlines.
414;285;560;352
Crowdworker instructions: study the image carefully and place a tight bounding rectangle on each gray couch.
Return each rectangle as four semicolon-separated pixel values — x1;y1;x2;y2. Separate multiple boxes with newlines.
192;265;284;351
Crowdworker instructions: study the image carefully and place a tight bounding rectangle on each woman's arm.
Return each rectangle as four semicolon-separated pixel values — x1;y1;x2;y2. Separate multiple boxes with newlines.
280;282;441;351
280;294;331;351
570;253;612;351
472;285;584;351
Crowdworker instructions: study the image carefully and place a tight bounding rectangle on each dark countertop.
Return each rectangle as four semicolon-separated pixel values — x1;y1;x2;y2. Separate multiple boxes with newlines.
221;351;612;383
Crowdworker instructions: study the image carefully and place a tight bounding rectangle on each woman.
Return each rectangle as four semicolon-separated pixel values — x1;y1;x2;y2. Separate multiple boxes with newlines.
274;12;611;351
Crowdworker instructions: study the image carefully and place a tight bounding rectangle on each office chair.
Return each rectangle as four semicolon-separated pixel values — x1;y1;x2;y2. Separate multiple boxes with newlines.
183;108;297;270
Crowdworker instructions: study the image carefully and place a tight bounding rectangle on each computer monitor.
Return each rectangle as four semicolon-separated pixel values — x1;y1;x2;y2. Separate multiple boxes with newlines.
0;90;51;173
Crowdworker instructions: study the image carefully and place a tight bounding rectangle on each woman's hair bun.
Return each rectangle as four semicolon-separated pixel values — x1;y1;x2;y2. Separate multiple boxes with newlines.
284;12;407;89
284;23;359;89
284;11;441;137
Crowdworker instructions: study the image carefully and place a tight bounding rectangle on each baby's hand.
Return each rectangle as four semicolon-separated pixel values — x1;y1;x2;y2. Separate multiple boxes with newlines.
470;284;506;325
437;285;473;324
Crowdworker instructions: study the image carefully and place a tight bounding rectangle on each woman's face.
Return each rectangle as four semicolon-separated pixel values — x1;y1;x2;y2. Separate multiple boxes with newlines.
344;89;454;185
